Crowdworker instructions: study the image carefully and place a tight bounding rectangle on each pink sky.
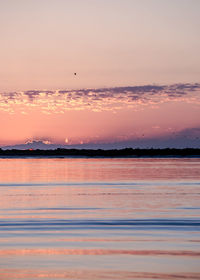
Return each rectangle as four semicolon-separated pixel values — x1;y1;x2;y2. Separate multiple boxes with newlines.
0;1;200;148
0;84;200;148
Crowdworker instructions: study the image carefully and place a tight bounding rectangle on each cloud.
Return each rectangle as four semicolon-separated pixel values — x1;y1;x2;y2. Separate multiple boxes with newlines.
97;126;200;149
25;139;52;145
1;126;200;149
176;127;200;139
0;83;200;114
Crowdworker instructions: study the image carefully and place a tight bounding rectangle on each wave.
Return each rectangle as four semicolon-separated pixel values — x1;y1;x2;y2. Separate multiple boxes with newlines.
0;181;199;187
0;218;199;231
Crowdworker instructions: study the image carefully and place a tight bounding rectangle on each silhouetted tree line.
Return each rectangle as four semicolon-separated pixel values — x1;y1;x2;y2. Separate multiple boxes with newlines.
0;148;200;157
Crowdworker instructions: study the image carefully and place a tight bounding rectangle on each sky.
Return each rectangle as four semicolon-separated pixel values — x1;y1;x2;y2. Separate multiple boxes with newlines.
0;0;200;148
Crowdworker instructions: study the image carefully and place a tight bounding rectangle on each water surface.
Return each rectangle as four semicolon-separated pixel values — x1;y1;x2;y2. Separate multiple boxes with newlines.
0;158;200;280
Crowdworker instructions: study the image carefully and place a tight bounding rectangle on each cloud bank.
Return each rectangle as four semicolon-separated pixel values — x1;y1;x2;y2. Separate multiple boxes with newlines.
2;126;200;150
0;83;200;114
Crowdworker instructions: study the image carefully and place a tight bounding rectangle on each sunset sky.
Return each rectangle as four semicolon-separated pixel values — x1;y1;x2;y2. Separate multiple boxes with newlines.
0;0;200;148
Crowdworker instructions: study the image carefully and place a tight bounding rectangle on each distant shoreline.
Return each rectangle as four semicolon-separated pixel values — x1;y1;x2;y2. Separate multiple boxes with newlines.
0;148;200;158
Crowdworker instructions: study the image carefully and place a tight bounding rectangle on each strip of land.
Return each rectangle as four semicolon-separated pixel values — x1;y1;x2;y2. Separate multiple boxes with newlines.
0;148;200;158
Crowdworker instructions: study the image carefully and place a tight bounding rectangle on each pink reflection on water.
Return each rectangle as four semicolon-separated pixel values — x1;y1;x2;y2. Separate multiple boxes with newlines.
0;269;199;280
0;158;200;279
0;158;200;182
0;248;200;257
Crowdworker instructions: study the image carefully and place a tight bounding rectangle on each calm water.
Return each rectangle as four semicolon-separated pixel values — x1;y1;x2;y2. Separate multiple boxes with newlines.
0;158;200;280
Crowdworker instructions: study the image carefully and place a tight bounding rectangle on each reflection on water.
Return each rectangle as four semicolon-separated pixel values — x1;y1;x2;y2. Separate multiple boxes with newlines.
0;158;200;280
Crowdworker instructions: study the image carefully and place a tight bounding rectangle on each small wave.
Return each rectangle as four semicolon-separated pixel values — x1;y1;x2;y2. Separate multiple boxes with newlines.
0;219;199;231
0;181;199;187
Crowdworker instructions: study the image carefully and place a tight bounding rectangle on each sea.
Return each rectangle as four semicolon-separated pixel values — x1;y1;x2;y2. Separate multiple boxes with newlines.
0;158;199;280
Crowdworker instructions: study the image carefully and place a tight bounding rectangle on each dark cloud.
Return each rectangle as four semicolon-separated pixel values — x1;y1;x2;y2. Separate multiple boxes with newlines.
2;92;20;100
177;127;200;139
23;90;54;100
24;90;41;100
2;126;200;150
76;127;200;149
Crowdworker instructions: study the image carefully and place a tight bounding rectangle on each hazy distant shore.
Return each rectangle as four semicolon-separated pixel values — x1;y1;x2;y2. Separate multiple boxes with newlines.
0;148;200;158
